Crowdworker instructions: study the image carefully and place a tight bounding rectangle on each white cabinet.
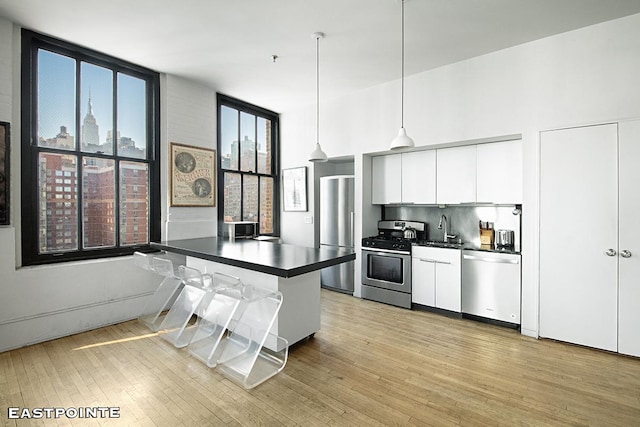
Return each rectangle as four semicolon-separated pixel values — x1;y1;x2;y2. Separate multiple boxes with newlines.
540;121;640;357
476;140;522;204
372;151;436;205
373;140;522;206
436;145;476;204
402;150;436;204
411;251;435;306
412;246;461;312
371;154;401;204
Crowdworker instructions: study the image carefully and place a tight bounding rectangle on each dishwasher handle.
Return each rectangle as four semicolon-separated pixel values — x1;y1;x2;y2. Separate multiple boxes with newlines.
463;254;520;264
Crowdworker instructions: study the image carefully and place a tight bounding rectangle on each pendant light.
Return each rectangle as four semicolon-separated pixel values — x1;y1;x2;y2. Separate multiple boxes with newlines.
390;0;415;150
309;32;328;162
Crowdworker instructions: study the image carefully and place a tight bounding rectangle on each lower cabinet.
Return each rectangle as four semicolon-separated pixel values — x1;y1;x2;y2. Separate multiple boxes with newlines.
412;247;461;312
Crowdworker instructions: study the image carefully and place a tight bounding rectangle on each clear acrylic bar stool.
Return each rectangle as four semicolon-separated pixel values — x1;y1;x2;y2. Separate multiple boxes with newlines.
157;265;212;348
134;252;183;332
216;285;289;389
188;272;245;367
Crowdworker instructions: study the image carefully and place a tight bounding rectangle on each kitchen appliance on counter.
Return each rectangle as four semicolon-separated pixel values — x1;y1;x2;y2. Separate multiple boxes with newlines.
461;250;521;326
320;175;355;293
361;220;427;308
224;221;258;240
495;229;515;249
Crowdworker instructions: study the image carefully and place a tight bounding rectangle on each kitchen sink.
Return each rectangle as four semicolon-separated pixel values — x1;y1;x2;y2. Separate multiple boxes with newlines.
415;241;466;249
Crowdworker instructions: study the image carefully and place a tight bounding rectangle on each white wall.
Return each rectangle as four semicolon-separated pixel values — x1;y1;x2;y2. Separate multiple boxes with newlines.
162;74;218;240
279;13;640;336
0;18;217;352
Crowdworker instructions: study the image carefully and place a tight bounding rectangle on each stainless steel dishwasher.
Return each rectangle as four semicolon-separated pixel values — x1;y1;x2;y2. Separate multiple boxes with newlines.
461;250;521;325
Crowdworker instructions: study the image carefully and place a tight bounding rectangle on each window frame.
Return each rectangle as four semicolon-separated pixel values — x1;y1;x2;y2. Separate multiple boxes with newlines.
20;29;161;266
216;94;280;237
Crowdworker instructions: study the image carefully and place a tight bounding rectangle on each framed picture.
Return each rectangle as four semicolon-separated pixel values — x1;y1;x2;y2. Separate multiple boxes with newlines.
170;142;216;207
282;166;308;212
0;121;8;225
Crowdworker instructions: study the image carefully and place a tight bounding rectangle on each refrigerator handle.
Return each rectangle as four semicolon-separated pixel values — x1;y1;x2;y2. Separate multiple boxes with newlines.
350;211;355;247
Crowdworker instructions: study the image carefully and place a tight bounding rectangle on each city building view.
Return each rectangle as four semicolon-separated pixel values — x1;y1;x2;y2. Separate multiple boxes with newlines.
37;97;149;253
221;117;274;234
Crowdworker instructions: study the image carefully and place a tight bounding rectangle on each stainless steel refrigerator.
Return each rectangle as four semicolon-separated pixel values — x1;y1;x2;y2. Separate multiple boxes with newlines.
320;175;355;293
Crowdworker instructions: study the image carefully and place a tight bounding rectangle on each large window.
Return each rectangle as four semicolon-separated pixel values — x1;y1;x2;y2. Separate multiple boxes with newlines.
217;94;279;236
21;30;160;265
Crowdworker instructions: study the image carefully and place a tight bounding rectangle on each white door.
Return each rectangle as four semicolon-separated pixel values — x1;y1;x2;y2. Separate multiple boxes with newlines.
371;154;401;204
434;249;462;312
476;140;523;204
618;120;640;357
539;124;618;351
411;257;436;306
402;151;436;204
437;145;476;204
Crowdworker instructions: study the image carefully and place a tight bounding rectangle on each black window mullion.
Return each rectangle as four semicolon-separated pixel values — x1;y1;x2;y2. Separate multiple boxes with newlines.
113;70;120;248
75;59;84;252
114;160;121;247
253;115;258;173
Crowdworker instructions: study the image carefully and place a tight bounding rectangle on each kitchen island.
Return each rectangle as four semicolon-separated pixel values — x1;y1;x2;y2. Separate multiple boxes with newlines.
150;237;356;346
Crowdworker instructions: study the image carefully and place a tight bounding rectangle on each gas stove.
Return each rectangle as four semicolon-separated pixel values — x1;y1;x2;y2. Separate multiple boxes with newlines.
361;235;414;252
361;220;428;253
361;220;427;309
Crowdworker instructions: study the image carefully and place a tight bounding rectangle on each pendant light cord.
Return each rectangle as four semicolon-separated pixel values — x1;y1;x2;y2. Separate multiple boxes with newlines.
400;0;405;128
316;35;320;145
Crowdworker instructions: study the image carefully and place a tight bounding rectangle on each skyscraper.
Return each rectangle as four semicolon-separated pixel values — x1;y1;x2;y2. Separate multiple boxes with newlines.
81;94;100;149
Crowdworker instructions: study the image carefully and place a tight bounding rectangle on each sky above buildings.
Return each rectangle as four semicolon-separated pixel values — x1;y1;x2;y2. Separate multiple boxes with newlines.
38;49;146;147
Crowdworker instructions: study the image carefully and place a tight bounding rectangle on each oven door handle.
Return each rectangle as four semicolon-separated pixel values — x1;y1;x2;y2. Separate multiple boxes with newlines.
362;248;410;256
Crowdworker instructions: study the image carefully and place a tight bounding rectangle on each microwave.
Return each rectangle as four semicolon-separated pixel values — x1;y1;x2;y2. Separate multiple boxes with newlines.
225;221;258;240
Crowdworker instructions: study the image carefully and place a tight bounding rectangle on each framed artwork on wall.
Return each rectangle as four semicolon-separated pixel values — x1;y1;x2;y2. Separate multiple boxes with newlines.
170;142;216;207
282;166;308;212
0;121;9;225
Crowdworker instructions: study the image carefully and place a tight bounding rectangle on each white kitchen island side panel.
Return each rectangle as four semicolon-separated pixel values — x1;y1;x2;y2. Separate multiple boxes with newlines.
186;257;321;347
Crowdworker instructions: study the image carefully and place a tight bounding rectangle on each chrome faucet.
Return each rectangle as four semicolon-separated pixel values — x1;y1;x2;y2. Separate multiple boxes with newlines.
437;214;457;243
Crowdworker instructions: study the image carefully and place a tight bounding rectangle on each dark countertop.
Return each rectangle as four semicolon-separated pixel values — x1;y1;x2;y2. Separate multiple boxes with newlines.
413;241;521;255
151;237;356;278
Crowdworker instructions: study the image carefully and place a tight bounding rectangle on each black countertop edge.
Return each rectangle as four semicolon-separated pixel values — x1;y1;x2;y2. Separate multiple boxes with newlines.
150;241;356;279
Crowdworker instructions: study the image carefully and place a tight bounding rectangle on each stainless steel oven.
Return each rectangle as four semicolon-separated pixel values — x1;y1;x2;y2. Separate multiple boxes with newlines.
361;247;412;308
361;220;426;309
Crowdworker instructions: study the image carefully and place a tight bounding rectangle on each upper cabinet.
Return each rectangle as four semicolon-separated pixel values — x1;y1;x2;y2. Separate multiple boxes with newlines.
371;139;522;206
402;150;437;204
372;151;436;205
372;154;402;204
476;140;522;204
437;145;477;204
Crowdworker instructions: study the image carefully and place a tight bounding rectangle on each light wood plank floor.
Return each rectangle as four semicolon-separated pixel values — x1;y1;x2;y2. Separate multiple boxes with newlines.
2;289;640;426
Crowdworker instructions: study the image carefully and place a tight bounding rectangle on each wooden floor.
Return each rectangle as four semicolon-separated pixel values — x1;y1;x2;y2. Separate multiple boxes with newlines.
2;290;640;426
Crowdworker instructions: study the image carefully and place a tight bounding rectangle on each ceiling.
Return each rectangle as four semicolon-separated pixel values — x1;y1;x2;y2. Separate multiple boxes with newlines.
2;0;640;113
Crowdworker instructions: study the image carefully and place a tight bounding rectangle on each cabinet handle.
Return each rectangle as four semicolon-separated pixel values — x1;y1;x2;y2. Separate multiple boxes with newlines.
605;249;617;257
418;258;451;265
620;250;632;258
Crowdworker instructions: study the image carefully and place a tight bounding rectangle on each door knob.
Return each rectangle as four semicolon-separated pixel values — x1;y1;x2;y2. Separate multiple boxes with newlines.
605;249;617;257
620;250;632;258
